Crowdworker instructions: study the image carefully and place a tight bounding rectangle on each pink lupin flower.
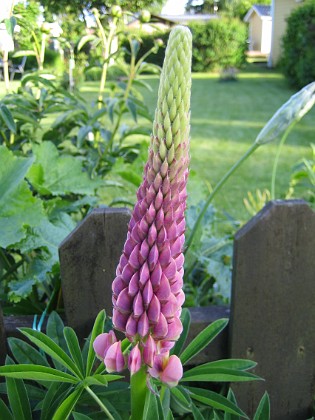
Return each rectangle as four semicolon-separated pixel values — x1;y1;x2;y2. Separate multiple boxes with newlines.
104;341;126;373
94;26;192;386
148;353;183;388
93;331;117;360
128;344;142;375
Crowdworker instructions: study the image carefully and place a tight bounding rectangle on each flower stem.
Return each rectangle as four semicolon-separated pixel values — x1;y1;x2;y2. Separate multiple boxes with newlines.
185;142;260;254
270;123;296;200
131;365;148;420
85;385;115;420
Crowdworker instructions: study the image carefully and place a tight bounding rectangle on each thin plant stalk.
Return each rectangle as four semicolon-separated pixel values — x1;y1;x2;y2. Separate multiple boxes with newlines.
3;51;10;92
130;365;148;420
39;33;46;71
95;12;118;107
270;122;296;200
85;385;115;420
185;142;259;254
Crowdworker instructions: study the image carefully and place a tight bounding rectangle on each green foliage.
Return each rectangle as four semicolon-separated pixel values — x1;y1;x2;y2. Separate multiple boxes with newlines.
0;310;128;419
122;29;170;68
13;0;41;51
282;1;315;88
0;309;269;419
184;202;236;306
189;19;248;72
186;0;271;19
287;143;315;208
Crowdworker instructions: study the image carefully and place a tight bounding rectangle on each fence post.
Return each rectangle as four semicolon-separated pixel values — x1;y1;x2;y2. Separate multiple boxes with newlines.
59;207;131;339
229;200;315;419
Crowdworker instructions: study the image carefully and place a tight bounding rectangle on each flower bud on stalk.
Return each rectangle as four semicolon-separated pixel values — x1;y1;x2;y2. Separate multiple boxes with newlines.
95;26;192;387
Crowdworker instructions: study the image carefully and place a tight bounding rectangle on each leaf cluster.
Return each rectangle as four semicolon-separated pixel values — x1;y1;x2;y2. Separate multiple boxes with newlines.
0;310;270;419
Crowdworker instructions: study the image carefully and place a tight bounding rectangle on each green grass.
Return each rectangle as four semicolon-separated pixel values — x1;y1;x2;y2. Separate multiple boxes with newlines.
1;65;314;223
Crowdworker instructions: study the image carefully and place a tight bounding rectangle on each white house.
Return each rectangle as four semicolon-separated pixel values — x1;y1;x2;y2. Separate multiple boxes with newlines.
244;5;272;54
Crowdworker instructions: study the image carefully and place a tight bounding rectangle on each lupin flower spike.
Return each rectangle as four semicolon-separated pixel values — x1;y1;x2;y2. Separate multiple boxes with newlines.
95;26;192;388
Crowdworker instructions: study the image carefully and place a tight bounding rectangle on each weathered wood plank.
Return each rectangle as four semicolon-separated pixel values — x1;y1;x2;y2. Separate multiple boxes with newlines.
229;200;315;419
59;208;131;339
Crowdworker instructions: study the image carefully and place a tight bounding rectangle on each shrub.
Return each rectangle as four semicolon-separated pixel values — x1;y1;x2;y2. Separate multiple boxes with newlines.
282;1;315;88
122;29;171;67
189;18;248;72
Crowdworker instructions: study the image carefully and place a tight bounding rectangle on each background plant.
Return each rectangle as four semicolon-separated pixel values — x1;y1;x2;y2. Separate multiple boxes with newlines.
281;0;315;89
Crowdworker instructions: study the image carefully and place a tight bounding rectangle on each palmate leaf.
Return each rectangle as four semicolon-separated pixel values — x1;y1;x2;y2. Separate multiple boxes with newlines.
8;337;49;367
184;386;248;418
41;382;72;420
18;329;83;379
85;310;106;376
0;103;16;133
0;146;45;248
181;367;261;383
0;365;77;384
0;399;13;420
180;318;229;365
52;386;84;420
253;392;270;420
27;141;102;196
64;327;85;375
6;377;32;420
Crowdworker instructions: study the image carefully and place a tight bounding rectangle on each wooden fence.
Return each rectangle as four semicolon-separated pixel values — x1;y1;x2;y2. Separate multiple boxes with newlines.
0;200;314;419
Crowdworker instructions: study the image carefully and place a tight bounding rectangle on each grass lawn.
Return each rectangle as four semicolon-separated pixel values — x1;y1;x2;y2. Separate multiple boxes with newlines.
1;65;314;223
80;65;315;222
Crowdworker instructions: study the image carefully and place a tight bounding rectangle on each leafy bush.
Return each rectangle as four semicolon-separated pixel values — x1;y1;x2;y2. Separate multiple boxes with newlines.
282;1;315;88
121;29;170;67
189;18;248;72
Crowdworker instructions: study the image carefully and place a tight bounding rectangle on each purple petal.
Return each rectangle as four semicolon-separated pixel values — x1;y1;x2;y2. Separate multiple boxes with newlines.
148;244;159;271
159;244;171;266
143;335;156;367
156;208;164;230
133;291;144;318
128;272;139;297
165;317;183;341
128;344;142;375
139;240;149;263
121;263;135;282
151;262;162;290
113;309;128;332
160;160;169;177
156;273;171;302
116;287;132;314
129;244;141;269
126;315;138;338
143;280;153;307
153;312;168;339
157;226;167;244
161;293;178;319
163;258;177;279
112;276;126;297
154;173;163;191
139;262;150;288
138;311;150;338
148;294;161;324
148;223;157;247
146;203;156;225
154;189;163;210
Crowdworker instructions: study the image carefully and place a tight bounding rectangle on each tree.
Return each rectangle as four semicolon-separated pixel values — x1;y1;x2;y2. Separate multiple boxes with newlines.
40;0;166;17
186;0;271;19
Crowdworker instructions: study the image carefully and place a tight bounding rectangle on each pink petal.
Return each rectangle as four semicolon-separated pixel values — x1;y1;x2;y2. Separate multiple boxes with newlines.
126;315;138;338
155;274;171;302
128;344;142;375
156;208;164;230
143;335;156;367
128;272;139;297
159;243;171;266
161;293;178;319
133;291;144;318
176;289;185;307
154;189;163;210
157;226;167;244
165;317;183;341
116;288;132;314
143;280;153;308
139;240;149;263
148;223;157;247
147;294;161;324
153;312;168;339
129;244;141;269
138;311;150;338
148;244;159;271
160;355;183;387
93;331;117;359
104;341;126;373
112;309;128;332
151;262;162;290
163;258;177;279
139;262;150;288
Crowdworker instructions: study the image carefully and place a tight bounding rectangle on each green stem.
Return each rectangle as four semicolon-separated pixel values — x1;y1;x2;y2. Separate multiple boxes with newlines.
3;51;10;93
97;16;118;108
131;365;148;420
185;142;260;254
270;123;296;200
85;385;115;420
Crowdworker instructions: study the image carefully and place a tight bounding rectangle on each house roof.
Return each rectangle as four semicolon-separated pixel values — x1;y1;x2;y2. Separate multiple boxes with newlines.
244;5;272;22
